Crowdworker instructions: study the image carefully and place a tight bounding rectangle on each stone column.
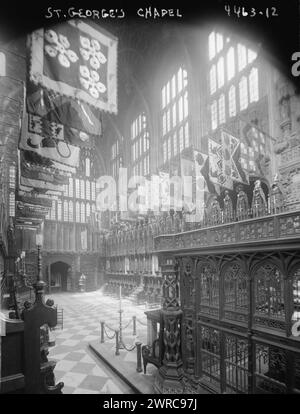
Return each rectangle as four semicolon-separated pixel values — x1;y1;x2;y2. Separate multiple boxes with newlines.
154;258;184;394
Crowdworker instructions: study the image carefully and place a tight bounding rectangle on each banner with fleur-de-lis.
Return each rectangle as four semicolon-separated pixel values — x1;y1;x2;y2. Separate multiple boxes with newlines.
29;20;118;114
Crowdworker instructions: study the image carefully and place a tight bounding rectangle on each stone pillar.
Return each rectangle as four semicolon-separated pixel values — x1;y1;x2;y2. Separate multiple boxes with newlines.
154;258;184;394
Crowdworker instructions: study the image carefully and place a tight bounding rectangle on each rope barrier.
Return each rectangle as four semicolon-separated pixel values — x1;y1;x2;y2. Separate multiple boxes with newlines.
104;325;116;340
123;318;132;330
120;338;137;352
105;322;117;332
136;318;147;326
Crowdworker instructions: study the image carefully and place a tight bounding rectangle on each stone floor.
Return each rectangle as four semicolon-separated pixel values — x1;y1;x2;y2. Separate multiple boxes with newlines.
47;289;154;394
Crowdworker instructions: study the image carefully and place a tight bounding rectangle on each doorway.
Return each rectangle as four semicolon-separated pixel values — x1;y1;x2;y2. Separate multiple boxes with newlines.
50;261;70;292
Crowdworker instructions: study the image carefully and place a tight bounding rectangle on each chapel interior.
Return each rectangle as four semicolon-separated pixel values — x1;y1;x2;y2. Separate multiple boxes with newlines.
0;8;300;395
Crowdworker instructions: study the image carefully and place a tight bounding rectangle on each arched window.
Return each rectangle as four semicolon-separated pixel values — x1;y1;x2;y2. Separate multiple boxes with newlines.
249;67;259;103
50;200;56;220
226;47;235;81
75;201;80;223
210;65;217;94
80;202;85;223
255;263;285;319
68;200;73;221
224;262;248;311
86;202;90;218
211;101;218;130
217;57;224;88
237;44;247;71
57;199;62;221
239;76;248;110
63;201;68;221
80;179;85;199
228;85;236;117
75;179;80;198
218;94;225;124
208;31;259;130
161;66;189;163
91;182;96;201
131;113;150;176
68;177;73;198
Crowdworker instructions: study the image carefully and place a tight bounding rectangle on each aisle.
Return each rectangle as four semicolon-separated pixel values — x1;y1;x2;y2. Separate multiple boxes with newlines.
47;290;149;394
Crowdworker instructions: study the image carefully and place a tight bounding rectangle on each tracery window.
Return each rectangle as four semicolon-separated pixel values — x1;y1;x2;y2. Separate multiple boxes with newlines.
131;113;149;176
68;177;73;198
161;66;189;163
63;201;68;221
208;30;259;130
80;202;85;223
75;201;80;223
57;199;62;221
50;200;56;220
68;200;73;221
255;263;285;319
112;139;122;178
75;179;80;198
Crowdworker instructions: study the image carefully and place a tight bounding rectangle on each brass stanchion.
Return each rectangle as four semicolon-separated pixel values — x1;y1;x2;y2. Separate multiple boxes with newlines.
100;321;105;343
136;342;142;373
115;330;120;356
132;316;137;336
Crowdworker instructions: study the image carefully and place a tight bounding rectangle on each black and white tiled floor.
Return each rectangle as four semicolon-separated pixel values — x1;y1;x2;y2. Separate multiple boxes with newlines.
47;290;150;394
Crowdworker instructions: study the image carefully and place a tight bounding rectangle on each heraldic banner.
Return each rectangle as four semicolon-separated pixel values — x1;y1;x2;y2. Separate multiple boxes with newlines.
29;19;118;114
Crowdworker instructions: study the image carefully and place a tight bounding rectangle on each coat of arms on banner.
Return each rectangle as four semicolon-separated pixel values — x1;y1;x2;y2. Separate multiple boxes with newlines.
20;113;80;167
29;20;118;114
208;138;233;189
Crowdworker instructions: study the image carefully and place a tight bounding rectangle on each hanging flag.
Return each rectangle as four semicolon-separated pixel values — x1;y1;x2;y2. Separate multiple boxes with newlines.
240;121;268;176
20;176;64;192
16;193;53;208
26;106;94;148
19;113;80;167
28;113;93;148
29;20;118;114
221;130;249;184
208;138;232;190
193;149;219;195
159;171;170;212
20;151;70;186
27;82;102;137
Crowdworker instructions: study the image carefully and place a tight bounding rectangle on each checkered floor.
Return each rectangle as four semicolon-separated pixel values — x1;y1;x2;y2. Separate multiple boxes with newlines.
47;290;151;394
